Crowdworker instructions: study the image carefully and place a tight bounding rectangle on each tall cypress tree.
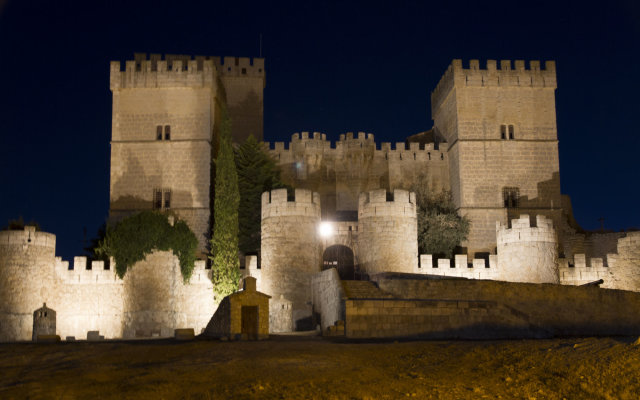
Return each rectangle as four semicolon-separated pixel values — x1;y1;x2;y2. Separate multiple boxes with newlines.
210;108;241;302
234;135;286;255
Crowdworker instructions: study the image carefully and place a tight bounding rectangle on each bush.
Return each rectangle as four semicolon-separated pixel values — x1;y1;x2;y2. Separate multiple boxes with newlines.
95;211;198;282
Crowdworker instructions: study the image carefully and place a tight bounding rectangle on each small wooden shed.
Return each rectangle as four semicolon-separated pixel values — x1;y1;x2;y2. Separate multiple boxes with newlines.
204;277;270;340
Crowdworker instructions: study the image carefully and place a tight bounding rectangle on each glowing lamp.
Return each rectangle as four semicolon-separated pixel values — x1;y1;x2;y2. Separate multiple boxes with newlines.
318;222;334;238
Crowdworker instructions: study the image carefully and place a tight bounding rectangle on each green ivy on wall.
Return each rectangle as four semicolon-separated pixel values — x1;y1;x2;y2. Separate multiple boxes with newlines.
96;211;198;282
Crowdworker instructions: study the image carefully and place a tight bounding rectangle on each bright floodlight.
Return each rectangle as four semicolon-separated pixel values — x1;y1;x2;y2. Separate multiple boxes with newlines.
319;222;334;238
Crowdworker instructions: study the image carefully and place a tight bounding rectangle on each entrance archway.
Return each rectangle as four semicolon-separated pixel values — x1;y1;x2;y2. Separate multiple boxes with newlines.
322;245;355;280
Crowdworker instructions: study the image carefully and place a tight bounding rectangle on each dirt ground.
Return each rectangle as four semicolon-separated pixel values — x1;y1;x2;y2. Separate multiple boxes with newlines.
0;335;639;399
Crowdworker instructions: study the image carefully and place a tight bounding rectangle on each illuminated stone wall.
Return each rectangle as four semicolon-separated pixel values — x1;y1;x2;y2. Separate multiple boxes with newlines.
0;227;215;342
432;59;562;256
268;132;449;220
356;189;418;275
373;276;640;337
109;54;265;255
496;215;558;284
260;188;321;329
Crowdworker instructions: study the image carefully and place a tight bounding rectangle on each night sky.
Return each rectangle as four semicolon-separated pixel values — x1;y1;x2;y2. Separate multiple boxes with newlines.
0;0;638;261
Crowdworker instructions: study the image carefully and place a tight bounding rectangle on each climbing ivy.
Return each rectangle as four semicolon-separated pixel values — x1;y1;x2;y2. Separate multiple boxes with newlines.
95;211;198;282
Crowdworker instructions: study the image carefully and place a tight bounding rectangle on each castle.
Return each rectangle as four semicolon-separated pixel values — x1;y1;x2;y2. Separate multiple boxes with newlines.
1;54;638;341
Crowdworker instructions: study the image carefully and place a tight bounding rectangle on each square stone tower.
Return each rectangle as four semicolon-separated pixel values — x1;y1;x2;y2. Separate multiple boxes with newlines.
431;59;562;257
109;54;265;254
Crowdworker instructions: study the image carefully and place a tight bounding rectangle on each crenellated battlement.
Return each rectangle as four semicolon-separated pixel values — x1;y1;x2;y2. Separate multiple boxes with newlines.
432;59;557;112
261;188;321;219
53;256;210;285
339;131;375;142
110;53;264;90
496;215;556;245
211;56;265;78
110;56;216;90
358;189;416;219
54;256;121;284
558;254;612;285
266;133;448;164
416;254;498;280
0;226;56;249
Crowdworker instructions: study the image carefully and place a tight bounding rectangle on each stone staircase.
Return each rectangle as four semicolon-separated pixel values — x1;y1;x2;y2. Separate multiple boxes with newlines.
341;280;395;299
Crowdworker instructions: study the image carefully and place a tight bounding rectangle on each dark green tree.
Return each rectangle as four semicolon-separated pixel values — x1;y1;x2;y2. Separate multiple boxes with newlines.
4;216;41;231
234;134;287;255
210;108;241;301
412;179;470;258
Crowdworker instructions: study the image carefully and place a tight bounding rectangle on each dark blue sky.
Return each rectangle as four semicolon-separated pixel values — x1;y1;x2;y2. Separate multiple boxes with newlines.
1;0;638;260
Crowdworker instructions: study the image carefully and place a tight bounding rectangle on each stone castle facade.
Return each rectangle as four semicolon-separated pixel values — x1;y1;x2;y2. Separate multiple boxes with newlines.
1;54;638;340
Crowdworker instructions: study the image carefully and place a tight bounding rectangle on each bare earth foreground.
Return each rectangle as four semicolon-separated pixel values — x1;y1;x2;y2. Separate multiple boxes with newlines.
1;336;639;399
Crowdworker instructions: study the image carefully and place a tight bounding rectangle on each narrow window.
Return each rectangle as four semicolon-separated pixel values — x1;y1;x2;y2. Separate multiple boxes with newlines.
428;152;431;160
153;189;163;209
164;125;171;140
164;190;171;209
156;126;163;140
508;125;515;140
503;187;520;208
241;68;247;75
440;153;444;160
500;125;506;140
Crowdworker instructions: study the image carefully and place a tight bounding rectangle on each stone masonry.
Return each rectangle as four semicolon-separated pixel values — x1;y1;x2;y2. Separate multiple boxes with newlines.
0;227;214;342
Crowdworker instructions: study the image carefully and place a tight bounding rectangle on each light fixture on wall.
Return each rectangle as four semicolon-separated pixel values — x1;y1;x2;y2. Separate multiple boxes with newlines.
318;222;334;238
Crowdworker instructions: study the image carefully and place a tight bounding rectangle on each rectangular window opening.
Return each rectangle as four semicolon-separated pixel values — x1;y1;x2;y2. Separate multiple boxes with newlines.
503;187;520;209
156;126;163;140
164;125;171;140
508;125;515;140
164;190;171;209
500;125;507;140
153;189;163;209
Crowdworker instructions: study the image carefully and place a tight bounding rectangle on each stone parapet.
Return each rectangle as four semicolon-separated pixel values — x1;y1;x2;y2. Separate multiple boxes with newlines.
261;188;321;219
0;226;56;250
416;254;498;280
357;189;418;275
431;59;557;113
496;215;558;283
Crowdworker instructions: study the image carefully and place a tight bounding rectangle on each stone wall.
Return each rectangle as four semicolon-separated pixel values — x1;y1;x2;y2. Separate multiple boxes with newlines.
109;56;218;255
558;255;612;286
260;188;321;329
268;132;449;219
311;268;345;331
356;189;418;275
0;228;58;341
496;215;558;283
345;298;535;339
215;56;265;143
373;275;640;337
432;59;561;256
604;232;640;291
415;254;499;280
0;227;215;342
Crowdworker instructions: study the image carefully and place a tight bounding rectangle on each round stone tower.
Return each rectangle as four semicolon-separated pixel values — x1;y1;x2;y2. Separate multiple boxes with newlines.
0;226;56;341
260;188;321;331
356;189;418;276
496;214;559;283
